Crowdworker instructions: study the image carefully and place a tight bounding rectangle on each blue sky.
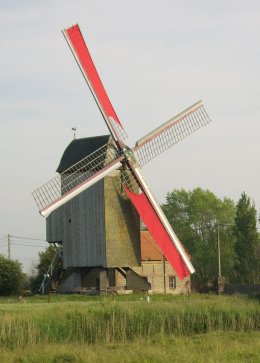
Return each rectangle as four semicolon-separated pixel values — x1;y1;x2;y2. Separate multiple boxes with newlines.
1;1;259;272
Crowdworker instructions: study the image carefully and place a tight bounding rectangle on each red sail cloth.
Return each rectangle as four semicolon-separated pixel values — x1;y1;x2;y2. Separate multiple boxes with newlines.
65;24;123;128
125;188;190;280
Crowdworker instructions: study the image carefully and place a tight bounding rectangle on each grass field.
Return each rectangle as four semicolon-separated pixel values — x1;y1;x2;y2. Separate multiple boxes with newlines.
0;294;259;362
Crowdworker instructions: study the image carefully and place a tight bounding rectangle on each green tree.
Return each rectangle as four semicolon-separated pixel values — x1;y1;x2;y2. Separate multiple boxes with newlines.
30;245;57;292
233;192;260;283
162;188;236;286
0;255;25;295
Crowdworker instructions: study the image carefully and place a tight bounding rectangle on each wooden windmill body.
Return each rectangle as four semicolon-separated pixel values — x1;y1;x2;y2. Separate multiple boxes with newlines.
47;135;141;269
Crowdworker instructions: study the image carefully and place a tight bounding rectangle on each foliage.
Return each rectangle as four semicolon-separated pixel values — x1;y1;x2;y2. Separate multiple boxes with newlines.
30;245;57;292
233;192;260;283
162;188;236;286
0;255;25;296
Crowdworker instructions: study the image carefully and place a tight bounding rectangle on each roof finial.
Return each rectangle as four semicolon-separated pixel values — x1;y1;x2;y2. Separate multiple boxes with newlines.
72;127;77;140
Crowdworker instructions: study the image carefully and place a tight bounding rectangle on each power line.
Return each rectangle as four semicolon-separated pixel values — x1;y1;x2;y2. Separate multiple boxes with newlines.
0;235;49;259
10;235;48;242
217;223;260;230
12;238;47;246
12;243;47;248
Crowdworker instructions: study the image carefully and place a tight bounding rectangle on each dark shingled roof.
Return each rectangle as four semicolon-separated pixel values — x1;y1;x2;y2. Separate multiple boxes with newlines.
56;135;111;173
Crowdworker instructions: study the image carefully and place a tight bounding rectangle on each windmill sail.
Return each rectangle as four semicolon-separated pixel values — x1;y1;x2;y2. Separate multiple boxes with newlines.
134;101;210;166
125;188;192;279
33;142;123;217
121;163;194;280
63;24;127;143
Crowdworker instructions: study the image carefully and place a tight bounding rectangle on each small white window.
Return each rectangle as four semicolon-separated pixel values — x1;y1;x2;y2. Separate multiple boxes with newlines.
169;276;176;289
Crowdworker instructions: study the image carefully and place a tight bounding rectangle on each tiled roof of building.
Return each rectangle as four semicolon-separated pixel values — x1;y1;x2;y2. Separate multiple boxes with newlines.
140;230;191;261
141;231;163;261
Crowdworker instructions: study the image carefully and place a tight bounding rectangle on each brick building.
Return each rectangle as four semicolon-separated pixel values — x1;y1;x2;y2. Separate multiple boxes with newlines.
115;231;191;295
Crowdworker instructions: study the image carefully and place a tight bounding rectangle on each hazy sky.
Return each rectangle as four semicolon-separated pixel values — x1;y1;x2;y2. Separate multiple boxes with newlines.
1;1;259;272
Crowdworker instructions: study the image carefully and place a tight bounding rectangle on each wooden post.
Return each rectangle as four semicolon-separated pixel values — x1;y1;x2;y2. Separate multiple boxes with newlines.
163;255;166;294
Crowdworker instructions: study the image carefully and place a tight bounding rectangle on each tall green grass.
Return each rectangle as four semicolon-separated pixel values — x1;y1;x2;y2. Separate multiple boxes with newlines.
0;294;259;350
1;333;260;363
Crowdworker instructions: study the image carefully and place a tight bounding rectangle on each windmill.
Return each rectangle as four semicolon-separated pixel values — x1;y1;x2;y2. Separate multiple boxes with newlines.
33;24;211;294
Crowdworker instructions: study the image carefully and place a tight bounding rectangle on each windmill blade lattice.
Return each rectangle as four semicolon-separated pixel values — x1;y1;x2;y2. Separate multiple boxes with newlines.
134;101;210;166
32;142;121;213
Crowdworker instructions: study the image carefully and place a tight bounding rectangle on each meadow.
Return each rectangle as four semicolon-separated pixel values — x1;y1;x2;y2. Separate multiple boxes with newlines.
0;294;259;362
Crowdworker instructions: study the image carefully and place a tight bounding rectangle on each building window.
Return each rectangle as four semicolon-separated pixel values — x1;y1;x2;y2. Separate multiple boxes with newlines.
169;276;176;289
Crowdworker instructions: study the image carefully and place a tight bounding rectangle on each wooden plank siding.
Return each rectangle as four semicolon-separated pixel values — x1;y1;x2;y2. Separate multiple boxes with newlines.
46;172;141;269
47;179;106;268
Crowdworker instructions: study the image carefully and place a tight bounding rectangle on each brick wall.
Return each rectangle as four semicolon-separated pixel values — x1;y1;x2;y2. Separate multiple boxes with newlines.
104;172;141;267
115;260;190;294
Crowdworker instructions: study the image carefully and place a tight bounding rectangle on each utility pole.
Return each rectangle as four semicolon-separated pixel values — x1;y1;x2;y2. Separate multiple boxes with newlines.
7;234;11;259
217;224;221;277
216;224;225;294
